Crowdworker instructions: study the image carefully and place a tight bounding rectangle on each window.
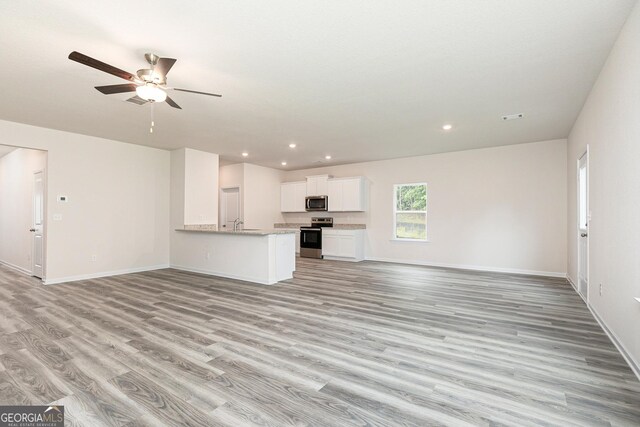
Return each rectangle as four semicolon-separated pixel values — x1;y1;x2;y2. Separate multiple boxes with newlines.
394;183;427;240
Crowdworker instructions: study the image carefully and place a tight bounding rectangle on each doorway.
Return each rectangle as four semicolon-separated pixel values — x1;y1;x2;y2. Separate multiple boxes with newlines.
577;149;589;300
0;146;47;280
220;187;241;230
32;170;45;278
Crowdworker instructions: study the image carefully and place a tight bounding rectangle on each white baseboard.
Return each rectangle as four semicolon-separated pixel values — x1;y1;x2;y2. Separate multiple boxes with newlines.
365;257;567;278
587;304;640;382
0;259;33;276
170;264;279;285
566;274;640;381
565;274;588;304
322;256;363;263
44;264;169;285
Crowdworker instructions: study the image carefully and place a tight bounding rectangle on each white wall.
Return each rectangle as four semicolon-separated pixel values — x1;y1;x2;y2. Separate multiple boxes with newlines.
0;120;170;283
171;148;219;226
184;149;219;225
219;163;245;225
219;163;284;230
170;148;186;229
284;139;567;276
243;163;284;229
219;163;244;189
567;2;640;374
0;147;47;273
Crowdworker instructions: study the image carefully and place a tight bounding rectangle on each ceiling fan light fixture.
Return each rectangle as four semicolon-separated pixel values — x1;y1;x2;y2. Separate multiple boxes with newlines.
136;84;167;103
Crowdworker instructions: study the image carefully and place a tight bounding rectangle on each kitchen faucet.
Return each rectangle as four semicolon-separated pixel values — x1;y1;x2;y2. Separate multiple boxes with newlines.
233;218;244;231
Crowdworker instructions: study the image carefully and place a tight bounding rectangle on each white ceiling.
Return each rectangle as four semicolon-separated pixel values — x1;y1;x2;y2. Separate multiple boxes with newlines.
0;1;635;170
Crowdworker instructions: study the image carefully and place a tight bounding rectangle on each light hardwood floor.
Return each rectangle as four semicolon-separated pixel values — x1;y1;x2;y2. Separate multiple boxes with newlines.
0;259;639;426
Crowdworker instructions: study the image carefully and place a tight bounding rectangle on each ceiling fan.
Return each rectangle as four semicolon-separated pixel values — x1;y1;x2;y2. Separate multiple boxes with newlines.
68;51;222;109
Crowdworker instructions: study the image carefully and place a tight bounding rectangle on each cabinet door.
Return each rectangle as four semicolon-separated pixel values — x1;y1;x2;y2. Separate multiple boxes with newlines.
295;231;301;253
316;177;328;196
294;182;307;212
342;178;362;211
322;234;339;256
338;236;356;257
327;180;343;212
306;177;317;196
281;183;292;212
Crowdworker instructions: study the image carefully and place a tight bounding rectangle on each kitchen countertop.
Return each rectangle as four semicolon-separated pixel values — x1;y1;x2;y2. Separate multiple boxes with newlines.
176;228;295;236
274;223;366;230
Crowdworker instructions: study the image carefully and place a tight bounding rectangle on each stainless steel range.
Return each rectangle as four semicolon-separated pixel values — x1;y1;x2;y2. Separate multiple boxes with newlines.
300;217;333;259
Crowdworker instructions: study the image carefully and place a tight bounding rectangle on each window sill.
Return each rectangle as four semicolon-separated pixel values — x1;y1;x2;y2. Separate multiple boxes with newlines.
390;238;430;243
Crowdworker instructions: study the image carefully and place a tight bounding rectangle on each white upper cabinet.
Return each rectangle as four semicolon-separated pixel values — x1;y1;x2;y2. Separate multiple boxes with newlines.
306;175;330;196
327;177;367;212
327;180;343;211
280;181;306;212
281;175;367;213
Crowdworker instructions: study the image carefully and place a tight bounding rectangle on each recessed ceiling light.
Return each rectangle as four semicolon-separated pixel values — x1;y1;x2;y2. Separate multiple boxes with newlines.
242;152;248;157
289;143;297;148
442;124;453;131
325;155;332;160
281;161;287;166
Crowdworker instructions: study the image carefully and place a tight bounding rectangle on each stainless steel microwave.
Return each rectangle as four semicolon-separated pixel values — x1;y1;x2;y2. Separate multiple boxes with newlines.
305;195;328;211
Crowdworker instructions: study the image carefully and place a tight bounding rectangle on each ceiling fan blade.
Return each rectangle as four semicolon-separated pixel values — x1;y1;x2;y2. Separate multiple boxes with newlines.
156;58;176;77
173;88;222;97
95;83;138;95
69;51;136;82
165;96;182;109
126;95;148;105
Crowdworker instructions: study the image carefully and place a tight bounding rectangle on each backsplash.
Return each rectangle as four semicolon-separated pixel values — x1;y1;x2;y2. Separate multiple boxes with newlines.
281;212;368;225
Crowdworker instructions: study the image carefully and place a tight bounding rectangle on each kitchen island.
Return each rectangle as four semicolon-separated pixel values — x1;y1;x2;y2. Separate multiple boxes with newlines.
171;227;296;285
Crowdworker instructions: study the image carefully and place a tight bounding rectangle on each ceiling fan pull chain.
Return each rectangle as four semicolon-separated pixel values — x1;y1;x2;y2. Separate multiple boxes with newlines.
150;102;155;134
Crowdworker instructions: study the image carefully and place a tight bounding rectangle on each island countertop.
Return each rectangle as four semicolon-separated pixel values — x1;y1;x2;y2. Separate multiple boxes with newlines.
175;228;295;236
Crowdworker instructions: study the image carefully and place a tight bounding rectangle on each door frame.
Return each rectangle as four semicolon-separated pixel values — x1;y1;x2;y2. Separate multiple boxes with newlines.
32;167;47;281
576;146;589;303
219;186;242;230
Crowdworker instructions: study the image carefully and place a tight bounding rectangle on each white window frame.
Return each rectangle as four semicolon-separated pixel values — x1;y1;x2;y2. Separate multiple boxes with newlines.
393;183;428;242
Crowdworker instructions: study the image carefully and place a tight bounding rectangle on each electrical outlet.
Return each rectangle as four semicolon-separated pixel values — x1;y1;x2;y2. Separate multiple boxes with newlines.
91;254;97;262
599;283;603;296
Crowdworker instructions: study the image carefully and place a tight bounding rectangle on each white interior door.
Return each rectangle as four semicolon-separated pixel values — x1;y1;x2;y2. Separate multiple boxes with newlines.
32;171;44;279
220;187;240;229
578;152;588;300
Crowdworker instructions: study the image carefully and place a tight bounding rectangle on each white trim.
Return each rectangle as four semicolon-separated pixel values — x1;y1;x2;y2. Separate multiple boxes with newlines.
170;264;282;285
577;147;589;303
44;264;169;285
0;259;34;276
365;256;566;278
32;168;47;281
566;274;587;304
393;182;428;241
587;304;640;382
567;273;640;381
322;255;361;263
389;238;431;243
